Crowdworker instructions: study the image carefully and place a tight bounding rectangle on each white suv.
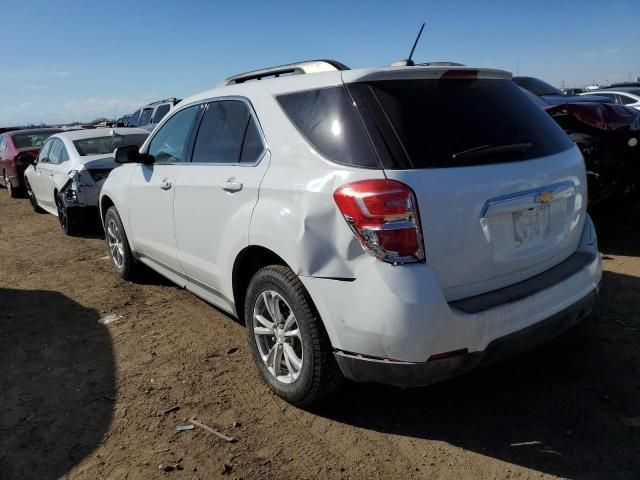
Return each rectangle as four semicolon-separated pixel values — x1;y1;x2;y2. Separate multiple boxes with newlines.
100;60;602;405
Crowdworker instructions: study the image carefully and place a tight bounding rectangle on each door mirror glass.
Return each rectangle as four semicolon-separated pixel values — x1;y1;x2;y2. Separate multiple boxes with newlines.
114;145;144;164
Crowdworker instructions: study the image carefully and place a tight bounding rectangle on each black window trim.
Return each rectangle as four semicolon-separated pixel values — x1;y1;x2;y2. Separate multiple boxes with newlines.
185;95;268;167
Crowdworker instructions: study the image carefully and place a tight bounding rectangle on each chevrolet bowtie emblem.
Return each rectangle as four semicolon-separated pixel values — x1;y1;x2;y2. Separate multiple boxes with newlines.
535;191;555;204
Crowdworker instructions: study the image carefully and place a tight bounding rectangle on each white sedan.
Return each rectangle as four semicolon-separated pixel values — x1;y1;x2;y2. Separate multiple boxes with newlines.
580;88;640;110
24;128;148;235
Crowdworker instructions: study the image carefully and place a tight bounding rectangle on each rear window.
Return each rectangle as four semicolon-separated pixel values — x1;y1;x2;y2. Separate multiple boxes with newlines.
348;79;574;168
13;132;56;148
73;134;148;156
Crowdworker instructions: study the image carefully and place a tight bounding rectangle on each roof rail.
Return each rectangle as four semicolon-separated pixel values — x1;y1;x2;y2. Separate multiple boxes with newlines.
220;59;349;86
145;97;181;106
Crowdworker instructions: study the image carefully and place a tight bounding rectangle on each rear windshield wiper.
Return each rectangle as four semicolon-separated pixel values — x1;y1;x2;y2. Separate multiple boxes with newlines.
451;142;533;161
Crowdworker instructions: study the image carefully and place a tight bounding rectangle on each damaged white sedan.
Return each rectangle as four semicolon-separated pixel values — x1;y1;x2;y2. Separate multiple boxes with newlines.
24;128;148;235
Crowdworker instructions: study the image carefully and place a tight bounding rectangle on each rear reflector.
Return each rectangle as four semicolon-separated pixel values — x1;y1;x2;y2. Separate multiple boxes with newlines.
333;179;425;264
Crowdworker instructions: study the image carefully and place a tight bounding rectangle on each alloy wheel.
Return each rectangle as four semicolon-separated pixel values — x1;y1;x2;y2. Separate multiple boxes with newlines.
253;290;303;384
106;218;125;270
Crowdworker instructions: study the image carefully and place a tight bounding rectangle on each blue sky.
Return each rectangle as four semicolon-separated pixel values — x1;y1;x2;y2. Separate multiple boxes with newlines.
1;0;638;125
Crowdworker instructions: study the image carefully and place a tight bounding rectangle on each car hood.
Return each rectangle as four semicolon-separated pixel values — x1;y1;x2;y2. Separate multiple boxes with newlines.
541;94;610;105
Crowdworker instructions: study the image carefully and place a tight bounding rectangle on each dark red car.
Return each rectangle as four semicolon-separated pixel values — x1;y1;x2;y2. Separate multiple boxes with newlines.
0;128;62;197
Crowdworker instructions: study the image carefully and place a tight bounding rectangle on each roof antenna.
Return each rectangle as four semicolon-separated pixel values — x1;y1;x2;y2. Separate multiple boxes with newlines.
391;22;425;67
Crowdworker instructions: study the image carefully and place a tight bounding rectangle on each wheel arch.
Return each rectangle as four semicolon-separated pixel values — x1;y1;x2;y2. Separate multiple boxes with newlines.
232;245;289;323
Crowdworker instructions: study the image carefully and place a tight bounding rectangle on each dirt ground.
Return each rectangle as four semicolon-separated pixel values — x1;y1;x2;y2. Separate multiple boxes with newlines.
1;191;639;480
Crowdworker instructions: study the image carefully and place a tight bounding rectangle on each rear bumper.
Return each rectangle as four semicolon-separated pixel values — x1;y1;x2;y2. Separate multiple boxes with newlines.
334;289;596;388
301;214;602;382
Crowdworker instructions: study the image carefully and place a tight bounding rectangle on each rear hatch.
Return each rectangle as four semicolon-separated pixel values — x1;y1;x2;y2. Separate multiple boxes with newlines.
342;68;586;301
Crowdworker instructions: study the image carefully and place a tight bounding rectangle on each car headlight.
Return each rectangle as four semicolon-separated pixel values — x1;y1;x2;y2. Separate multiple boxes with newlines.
629;137;638;148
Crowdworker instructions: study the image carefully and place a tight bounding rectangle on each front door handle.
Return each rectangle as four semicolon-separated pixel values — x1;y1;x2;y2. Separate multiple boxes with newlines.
160;179;172;190
223;180;243;193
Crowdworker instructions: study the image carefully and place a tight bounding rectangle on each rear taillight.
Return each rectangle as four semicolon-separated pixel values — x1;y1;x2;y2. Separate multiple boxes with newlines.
333;179;425;265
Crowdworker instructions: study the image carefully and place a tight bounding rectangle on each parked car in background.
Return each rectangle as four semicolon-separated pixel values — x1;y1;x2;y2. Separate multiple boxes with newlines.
100;60;601;406
125;98;181;131
0;128;62;197
580;88;640;111
516;77;640;207
605;82;640;89
115;115;131;127
513;76;611;105
24;128;148;235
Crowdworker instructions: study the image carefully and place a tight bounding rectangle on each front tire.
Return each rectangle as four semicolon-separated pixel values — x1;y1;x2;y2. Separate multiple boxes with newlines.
104;206;138;280
244;265;342;406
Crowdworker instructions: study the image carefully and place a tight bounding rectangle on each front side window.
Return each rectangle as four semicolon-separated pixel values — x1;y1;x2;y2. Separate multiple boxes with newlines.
0;136;7;152
38;139;54;162
147;106;200;164
48;139;64;164
139;108;153;126
191;100;264;164
152;104;171;124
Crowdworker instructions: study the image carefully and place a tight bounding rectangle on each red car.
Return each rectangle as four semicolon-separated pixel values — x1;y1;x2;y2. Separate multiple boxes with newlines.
0;128;62;197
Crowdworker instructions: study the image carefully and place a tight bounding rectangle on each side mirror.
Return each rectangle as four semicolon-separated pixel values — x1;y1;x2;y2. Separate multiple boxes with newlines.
114;145;150;164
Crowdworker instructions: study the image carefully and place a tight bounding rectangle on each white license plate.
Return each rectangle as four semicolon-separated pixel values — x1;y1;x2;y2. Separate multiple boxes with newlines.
512;204;550;248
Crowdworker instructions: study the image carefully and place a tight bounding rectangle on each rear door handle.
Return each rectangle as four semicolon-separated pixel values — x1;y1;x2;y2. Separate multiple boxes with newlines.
223;181;243;193
160;179;172;190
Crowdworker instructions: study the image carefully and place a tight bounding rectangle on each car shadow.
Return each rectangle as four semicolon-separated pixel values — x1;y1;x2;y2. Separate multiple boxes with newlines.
0;288;115;479
313;270;640;479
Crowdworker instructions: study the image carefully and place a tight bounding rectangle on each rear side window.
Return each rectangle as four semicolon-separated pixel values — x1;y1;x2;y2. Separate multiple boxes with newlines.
348;79;574;168
48;139;64;164
128;110;141;127
277;87;379;168
619;94;636;106
152;104;171;124
139;108;153;126
191;100;264;164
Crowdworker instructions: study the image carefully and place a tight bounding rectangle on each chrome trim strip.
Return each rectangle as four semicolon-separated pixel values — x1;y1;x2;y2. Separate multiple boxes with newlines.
480;180;575;218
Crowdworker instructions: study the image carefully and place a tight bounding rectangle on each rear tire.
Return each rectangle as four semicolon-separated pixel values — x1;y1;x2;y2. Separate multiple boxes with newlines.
55;192;81;236
24;179;45;213
4;171;17;198
244;265;342;406
104;206;138;280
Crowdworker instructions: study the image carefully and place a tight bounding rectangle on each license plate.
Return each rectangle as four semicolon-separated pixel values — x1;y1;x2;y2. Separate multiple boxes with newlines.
513;204;550;248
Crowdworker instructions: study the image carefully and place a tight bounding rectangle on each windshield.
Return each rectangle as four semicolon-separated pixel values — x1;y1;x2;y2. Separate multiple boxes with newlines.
13;132;57;149
512;77;563;96
72;133;148;156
